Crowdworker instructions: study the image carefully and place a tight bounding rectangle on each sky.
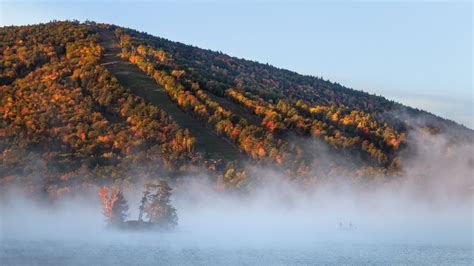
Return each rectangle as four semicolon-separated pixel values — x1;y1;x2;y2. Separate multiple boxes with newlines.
1;1;472;128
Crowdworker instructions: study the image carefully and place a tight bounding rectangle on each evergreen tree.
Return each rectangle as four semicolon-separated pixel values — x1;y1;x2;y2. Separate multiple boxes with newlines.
142;181;178;228
111;191;129;226
138;185;150;222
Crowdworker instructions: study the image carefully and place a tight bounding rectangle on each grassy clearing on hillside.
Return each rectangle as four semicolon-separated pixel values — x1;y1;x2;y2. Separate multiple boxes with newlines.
98;30;241;161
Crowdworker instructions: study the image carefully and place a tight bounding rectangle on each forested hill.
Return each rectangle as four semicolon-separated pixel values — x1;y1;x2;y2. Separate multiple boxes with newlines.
1;21;471;196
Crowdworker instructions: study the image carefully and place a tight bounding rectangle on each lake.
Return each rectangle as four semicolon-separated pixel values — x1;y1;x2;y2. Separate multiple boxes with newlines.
1;238;472;265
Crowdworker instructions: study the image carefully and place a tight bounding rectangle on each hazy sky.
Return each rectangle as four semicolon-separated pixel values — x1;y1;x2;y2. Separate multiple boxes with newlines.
1;1;472;128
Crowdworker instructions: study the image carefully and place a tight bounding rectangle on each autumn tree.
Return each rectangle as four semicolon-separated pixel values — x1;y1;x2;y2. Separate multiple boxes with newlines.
98;186;129;226
140;181;178;228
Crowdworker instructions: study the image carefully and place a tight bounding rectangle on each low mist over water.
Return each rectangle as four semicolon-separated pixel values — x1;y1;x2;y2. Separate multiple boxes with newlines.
1;131;473;265
0;182;472;265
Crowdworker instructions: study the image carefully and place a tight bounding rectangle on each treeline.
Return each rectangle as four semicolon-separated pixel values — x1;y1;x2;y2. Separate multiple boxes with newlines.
5;21;464;196
117;30;338;179
0;21;93;85
112;26;404;171
226;89;405;165
122;36;288;165
1;21;201;196
107;24;403;121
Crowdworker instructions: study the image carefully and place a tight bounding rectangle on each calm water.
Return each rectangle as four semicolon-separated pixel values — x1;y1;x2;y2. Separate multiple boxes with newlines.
1;239;472;265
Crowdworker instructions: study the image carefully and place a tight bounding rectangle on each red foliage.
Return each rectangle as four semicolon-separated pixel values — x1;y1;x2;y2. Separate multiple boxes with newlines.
98;186;120;225
21;107;29;115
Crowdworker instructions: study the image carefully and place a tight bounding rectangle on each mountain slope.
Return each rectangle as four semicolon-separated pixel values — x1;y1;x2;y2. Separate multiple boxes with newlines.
98;29;241;161
1;21;471;196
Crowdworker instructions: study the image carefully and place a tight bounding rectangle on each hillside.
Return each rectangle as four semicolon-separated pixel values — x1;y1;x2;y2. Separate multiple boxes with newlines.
1;21;471;196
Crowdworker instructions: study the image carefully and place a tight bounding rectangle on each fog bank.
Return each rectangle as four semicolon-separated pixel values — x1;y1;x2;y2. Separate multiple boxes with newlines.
1;130;473;248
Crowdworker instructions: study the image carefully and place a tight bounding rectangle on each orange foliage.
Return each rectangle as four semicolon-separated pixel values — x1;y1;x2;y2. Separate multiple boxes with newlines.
274;154;282;165
98;186;120;225
230;128;240;138
266;120;276;133
20;107;29;115
389;138;399;147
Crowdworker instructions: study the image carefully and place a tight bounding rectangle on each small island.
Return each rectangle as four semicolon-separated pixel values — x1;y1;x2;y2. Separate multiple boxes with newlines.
98;181;178;231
